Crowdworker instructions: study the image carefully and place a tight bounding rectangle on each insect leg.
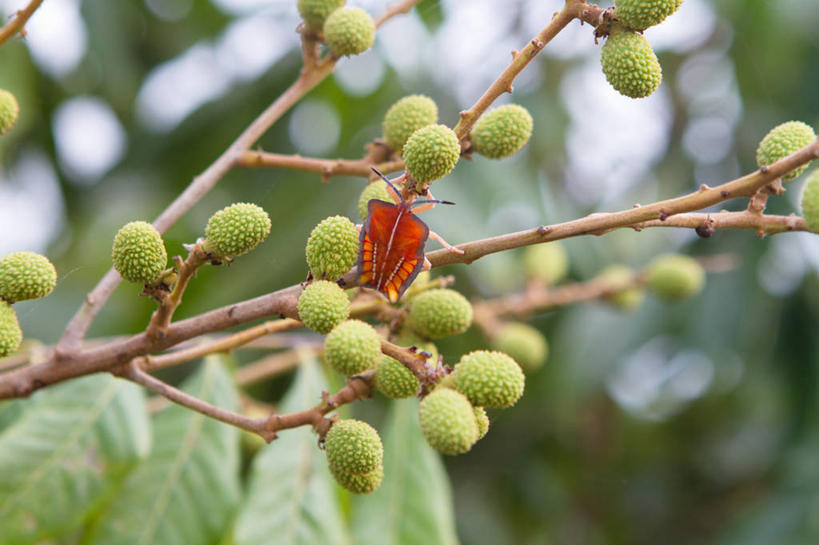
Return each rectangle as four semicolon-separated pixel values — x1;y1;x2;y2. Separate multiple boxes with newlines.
422;256;432;271
429;230;465;255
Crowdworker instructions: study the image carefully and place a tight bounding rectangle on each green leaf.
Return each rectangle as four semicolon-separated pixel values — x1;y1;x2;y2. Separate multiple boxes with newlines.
0;373;150;544
85;356;240;545
233;355;350;545
352;398;460;545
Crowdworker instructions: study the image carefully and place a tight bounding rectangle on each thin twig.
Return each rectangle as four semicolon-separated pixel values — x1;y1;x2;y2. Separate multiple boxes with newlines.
0;0;43;47
237;151;404;181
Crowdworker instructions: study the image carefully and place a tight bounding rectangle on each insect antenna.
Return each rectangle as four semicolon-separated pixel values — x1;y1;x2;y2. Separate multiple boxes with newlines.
370;167;404;203
411;199;456;207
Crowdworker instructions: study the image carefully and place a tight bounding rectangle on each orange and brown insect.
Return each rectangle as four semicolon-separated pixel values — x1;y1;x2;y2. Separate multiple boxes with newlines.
357;169;455;303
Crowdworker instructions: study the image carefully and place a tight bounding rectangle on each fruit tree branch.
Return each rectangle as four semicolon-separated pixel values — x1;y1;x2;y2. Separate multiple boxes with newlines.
0;0;43;47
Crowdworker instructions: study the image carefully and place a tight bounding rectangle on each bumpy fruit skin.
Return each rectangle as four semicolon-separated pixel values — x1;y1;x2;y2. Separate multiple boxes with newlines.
601;27;662;99
297;280;350;334
470;104;533;159
523;243;569;285
614;0;682;31
382;95;438;153
756;121;816;181
357;180;393;221
0;301;22;357
418;388;478;455
0;89;19;135
111;221;167;284
800;169;819;233
306;215;358;281
325;419;383;475
645;254;705;301
297;0;345;33
0;252;57;303
453;350;525;409
473;407;489;440
324;320;382;376
492;322;548;372
203;203;271;258
373;354;420;399
408;289;473;340
323;7;375;57
402;124;460;183
596;265;645;311
330;463;383;494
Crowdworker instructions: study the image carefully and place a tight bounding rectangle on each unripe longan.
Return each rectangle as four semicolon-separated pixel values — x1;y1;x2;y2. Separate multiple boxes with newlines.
523;243;569;285
330;463;383;494
474;406;490;440
323;7;375;57
324;319;382;376
298;0;345;33
756;121;816;181
601;27;662;99
112;221;167;284
325;419;383;475
408;288;473;340
800;169;819;233
596;265;645;311
297;280;350;334
204;203;271;258
0;301;22;357
645;254;705;301
470;104;533;159
0;89;19;135
358;180;393;221
373;354;419;399
614;0;682;31
453;350;525;409
418;388;478;455
382;95;438;153
402;124;460;183
492;322;548;372
306;215;358;281
0;252;57;303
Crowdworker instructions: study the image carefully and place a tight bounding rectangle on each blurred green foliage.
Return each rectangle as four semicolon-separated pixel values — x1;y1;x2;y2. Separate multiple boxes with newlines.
1;0;818;544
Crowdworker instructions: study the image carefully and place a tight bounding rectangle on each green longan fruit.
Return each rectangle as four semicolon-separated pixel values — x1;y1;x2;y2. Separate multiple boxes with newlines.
470;104;533;159
596;265;646;311
203;202;271;258
645;254;705;301
358;180;393;221
111;221;168;284
800;169;819;233
600;27;662;99
614;0;683;31
0;89;19;135
306;215;359;281
330;463;383;494
402;124;460;183
297;280;350;334
523;243;569;285
418;388;479;455
407;288;473;340
324;319;382;376
453;350;525;409
473;406;490;441
298;0;345;33
323;7;375;57
325;419;383;475
373;354;419;399
491;322;548;372
756;121;816;181
0;252;57;303
0;301;22;357
382;95;438;153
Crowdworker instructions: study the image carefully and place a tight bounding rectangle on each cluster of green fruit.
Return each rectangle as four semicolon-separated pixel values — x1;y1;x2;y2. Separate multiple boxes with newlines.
298;0;375;57
600;0;683;98
0;252;57;357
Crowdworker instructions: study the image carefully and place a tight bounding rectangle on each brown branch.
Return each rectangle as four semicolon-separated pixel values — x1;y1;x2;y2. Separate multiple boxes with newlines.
0;0;43;46
237;151;404;181
145;245;208;338
54;0;422;357
631;211;805;237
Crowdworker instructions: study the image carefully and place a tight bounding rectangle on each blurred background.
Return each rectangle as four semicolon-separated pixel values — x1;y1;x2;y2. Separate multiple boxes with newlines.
1;0;818;543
